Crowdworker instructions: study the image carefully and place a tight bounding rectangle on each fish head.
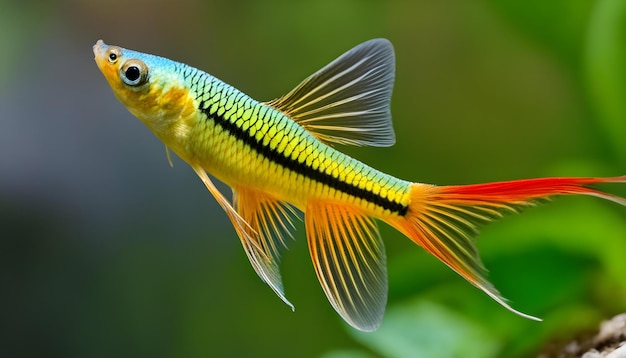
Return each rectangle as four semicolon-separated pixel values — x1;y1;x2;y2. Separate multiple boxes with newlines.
93;40;195;137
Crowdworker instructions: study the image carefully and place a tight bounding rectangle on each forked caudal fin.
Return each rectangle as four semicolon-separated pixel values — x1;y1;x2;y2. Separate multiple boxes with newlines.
387;176;626;321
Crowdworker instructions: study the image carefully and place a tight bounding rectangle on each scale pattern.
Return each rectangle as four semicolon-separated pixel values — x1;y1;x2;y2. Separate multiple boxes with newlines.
181;67;412;216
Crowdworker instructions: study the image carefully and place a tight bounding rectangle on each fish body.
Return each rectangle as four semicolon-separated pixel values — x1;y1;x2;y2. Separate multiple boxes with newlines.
94;39;625;331
186;79;412;216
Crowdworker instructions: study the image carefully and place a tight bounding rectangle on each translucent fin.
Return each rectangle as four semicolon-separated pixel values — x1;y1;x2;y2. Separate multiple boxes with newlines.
305;201;387;331
266;38;396;147
388;182;543;321
192;165;295;309
165;145;174;168
387;177;626;321
233;187;299;308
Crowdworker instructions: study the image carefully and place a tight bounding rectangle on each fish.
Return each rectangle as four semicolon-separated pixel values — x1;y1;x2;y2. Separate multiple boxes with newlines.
93;38;626;331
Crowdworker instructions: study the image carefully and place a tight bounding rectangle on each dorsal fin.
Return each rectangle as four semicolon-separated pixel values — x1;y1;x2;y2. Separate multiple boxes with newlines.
266;39;396;147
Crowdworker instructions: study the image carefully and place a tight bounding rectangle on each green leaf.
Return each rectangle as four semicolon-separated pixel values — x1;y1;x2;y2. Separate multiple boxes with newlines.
348;299;501;358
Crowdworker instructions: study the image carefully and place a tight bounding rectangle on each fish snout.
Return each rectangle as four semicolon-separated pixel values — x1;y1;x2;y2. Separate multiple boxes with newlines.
93;39;108;59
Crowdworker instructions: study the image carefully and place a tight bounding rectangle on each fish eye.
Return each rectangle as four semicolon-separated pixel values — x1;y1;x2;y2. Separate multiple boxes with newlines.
107;47;122;64
120;59;148;86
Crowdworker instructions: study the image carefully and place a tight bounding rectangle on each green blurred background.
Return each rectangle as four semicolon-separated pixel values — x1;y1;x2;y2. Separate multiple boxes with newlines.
1;0;625;357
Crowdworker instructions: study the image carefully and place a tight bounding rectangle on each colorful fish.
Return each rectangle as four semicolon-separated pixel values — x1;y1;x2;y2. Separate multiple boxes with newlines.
93;38;625;331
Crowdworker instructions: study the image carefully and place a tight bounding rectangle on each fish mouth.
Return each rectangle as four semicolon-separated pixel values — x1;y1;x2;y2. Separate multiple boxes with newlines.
93;39;112;73
93;39;107;58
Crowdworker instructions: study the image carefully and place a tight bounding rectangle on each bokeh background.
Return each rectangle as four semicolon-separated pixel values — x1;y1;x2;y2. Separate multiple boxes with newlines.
1;0;625;357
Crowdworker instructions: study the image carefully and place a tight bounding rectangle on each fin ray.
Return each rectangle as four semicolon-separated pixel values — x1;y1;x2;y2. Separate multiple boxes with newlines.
305;201;387;331
388;183;542;320
233;187;299;284
388;177;626;321
192;165;296;310
266;38;396;147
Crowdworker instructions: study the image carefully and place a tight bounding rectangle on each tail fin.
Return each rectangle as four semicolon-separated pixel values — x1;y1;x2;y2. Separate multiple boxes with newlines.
387;176;626;320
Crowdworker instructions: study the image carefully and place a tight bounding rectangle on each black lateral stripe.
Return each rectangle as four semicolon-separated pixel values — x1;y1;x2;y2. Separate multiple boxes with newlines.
200;105;408;215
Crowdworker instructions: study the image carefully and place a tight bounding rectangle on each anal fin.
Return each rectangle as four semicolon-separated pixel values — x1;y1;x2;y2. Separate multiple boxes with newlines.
305;200;388;331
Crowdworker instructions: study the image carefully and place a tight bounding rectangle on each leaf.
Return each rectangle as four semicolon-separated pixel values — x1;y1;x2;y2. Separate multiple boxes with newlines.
348;299;501;358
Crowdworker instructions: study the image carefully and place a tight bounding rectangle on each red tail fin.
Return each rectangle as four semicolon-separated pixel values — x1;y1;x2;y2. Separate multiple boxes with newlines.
438;176;626;206
387;176;625;320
